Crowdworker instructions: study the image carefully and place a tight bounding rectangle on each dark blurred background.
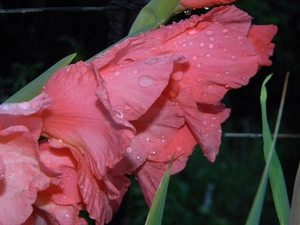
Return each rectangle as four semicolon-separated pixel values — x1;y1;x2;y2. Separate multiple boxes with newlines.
1;0;299;224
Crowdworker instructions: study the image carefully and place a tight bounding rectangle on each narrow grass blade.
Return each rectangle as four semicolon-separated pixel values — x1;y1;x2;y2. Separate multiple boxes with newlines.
246;74;290;225
5;53;76;103
289;162;300;224
261;73;290;225
145;160;173;225
129;0;181;35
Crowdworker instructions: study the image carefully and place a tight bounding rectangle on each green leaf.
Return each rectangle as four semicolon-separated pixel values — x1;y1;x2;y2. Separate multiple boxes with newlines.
290;163;300;225
260;74;290;225
4;53;77;103
246;74;290;225
129;0;181;35
145;159;173;225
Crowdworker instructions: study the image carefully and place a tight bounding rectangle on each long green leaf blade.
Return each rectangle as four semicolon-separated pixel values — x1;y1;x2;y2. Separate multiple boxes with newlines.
129;0;181;35
290;162;300;225
260;74;290;225
245;74;290;225
145;160;173;225
5;53;76;103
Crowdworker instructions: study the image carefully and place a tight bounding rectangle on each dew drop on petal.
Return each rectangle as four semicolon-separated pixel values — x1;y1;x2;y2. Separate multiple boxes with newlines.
200;43;205;47
196;63;202;69
172;71;183;81
145;58;158;65
133;69;139;74
124;104;131;111
114;71;120;76
188;29;199;35
192;56;198;60
184;8;192;16
208;43;214;49
206;54;211;58
231;55;237;60
115;110;123;118
223;29;229;33
138;75;158;87
124;58;134;63
126;147;133;153
205;29;214;36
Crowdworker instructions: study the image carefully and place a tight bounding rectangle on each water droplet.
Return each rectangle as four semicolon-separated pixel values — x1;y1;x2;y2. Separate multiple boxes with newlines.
208;43;214;49
138;75;158;87
189;42;194;46
206;54;211;58
124;58;134;63
231;55;236;60
208;85;213;90
196;63;202;69
188;29;199;35
211;116;216;120
192;56;198;60
209;37;216;42
200;43;205;47
176;146;182;151
184;8;192;16
205;29;214;36
145;58;158;65
202;91;207;97
223;48;227;52
124;104;131;111
203;121;207;125
57;139;63;143
204;6;210;10
183;43;187;47
222;29;229;33
172;71;183;81
225;70;229;75
115;110;123;118
225;84;231;89
151;151;156;155
126;147;133;153
114;71;120;76
133;69;139;74
149;46;158;51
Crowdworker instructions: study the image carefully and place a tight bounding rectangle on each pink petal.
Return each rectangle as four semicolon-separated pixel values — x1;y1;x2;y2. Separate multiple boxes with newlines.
0;127;50;224
0;93;52;140
112;96;185;175
73;151;130;225
135;125;197;206
34;193;86;225
181;0;236;9
94;55;186;121
38;142;82;206
42;61;131;179
247;25;278;66
177;85;230;162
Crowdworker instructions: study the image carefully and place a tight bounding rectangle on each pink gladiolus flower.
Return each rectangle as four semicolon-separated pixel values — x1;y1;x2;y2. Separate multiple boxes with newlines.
0;4;277;224
41;61;133;224
92;5;277;206
0;94;52;224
